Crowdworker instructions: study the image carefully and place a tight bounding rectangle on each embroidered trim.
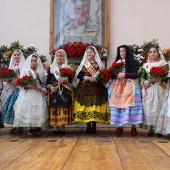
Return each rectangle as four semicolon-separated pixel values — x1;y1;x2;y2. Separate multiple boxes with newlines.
84;60;99;77
75;94;107;106
74;111;110;121
109;103;135;109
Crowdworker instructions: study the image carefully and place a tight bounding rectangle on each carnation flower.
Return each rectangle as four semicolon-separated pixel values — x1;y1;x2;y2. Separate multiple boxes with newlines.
16;75;37;88
150;66;166;78
96;69;111;84
108;62;124;73
0;67;17;80
60;67;75;79
51;42;108;58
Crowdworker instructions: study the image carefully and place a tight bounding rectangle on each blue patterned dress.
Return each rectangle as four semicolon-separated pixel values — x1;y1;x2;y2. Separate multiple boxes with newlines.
108;79;143;126
1;66;21;126
1;87;20;125
0;80;4;128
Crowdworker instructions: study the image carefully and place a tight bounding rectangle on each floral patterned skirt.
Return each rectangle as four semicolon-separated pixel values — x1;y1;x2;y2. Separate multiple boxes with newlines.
73;81;110;124
73;100;110;124
48;105;73;126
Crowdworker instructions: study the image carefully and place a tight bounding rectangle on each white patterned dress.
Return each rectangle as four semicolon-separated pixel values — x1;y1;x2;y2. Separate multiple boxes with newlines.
13;71;48;128
140;60;169;129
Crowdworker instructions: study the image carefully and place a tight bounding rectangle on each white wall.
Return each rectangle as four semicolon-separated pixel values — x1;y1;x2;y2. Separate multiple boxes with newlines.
0;0;51;62
0;0;170;65
109;0;170;66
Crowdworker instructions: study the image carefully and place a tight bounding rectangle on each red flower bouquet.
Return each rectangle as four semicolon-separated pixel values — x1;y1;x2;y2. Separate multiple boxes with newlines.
0;67;17;80
16;75;37;88
51;42;108;58
60;68;75;79
150;66;166;77
97;69;111;84
108;62;124;73
59;42;87;58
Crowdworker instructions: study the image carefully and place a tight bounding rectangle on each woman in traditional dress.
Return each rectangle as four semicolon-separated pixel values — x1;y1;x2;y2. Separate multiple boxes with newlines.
0;79;4;128
13;54;48;136
156;72;170;137
74;46;110;133
108;45;143;136
46;49;74;134
140;46;169;137
1;49;25;132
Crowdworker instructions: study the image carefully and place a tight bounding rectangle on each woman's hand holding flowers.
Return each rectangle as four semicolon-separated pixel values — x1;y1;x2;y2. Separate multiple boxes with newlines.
84;76;91;81
117;72;125;79
49;86;56;93
41;87;47;94
27;84;37;89
58;77;67;84
3;78;10;82
143;80;151;88
90;77;98;82
11;79;17;86
151;77;160;83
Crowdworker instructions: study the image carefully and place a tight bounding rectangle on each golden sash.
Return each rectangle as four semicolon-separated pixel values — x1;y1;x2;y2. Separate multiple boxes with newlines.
84;60;97;76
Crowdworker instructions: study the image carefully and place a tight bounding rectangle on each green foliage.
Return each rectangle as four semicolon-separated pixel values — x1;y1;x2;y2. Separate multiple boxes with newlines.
0;41;46;68
140;39;160;56
162;48;170;61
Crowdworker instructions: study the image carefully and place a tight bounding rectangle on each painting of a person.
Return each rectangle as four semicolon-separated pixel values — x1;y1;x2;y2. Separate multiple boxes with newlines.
72;0;91;29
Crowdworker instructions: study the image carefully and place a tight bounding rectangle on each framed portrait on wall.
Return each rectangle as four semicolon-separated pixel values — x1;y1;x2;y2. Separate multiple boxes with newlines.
50;0;109;51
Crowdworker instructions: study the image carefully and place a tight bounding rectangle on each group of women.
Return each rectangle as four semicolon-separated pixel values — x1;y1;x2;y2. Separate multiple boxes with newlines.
0;44;170;137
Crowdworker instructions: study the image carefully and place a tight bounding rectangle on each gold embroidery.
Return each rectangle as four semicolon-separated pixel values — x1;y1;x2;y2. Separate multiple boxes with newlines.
53;99;57;103
84;60;97;76
84;60;91;67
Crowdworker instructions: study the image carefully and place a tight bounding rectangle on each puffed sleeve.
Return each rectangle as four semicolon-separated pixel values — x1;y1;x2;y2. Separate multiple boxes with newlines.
125;71;138;79
111;73;118;79
77;71;85;81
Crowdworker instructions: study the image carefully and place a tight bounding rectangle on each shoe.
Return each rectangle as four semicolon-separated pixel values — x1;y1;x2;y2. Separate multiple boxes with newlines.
9;127;17;133
157;133;162;138
131;127;137;136
148;129;154;137
53;130;60;135
36;128;41;135
36;132;41;135
60;130;65;135
28;130;33;136
85;129;91;134
28;129;36;136
15;127;23;133
91;129;96;133
116;128;123;135
36;131;41;135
